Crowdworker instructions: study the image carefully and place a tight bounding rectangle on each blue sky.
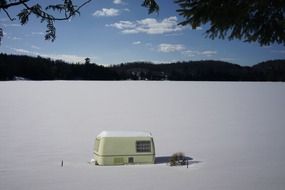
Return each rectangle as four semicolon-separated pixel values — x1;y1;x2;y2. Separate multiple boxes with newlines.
1;0;284;66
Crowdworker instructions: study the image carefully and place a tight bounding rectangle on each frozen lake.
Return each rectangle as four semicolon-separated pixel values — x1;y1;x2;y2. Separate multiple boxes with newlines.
1;81;285;190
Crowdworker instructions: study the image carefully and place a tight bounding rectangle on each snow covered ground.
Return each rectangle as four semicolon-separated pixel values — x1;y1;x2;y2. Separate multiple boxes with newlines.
1;81;285;190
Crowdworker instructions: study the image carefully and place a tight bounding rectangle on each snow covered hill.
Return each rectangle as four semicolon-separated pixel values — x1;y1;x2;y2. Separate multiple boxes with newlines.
1;81;285;190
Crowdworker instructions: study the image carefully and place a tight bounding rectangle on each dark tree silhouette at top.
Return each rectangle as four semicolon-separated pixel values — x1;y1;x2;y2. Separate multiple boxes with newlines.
174;0;285;46
143;0;285;46
1;0;284;46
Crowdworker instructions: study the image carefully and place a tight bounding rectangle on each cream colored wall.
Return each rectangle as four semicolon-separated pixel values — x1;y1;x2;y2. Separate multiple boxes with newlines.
94;137;155;165
95;154;155;165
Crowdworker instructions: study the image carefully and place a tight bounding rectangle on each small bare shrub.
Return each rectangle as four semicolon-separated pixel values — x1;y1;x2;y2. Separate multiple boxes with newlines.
169;152;186;166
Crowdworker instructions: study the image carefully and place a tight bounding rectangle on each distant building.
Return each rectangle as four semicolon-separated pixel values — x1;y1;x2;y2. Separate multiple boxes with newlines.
94;131;155;165
85;58;90;64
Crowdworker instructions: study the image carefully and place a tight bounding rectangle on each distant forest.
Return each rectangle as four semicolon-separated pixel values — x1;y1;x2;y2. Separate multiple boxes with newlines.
0;53;285;81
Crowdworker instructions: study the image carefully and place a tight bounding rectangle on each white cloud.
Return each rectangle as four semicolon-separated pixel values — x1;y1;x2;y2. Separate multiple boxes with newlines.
107;21;135;29
158;43;185;53
49;54;90;63
164;32;184;37
113;0;124;4
195;26;203;30
31;45;40;50
132;41;141;45
108;16;185;35
271;50;285;54
12;37;21;40
32;32;44;35
6;36;21;40
2;23;21;27
93;8;120;17
201;50;217;56
183;50;217;57
11;48;33;54
220;58;236;62
182;50;195;57
10;47;94;63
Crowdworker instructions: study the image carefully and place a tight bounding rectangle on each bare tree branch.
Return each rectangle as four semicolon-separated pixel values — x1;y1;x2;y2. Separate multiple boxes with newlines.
21;0;92;21
3;7;16;21
0;0;29;9
0;0;93;42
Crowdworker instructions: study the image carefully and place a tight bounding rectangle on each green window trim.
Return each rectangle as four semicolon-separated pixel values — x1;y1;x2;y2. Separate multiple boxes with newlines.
136;140;151;153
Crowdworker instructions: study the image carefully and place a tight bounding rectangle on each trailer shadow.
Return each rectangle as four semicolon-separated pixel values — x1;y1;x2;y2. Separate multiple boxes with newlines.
155;156;201;166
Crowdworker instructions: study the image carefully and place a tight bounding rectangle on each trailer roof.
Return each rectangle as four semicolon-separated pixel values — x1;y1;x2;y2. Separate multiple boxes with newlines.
97;131;152;138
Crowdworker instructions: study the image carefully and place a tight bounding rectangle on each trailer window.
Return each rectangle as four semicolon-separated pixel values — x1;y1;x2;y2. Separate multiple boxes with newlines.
136;141;151;152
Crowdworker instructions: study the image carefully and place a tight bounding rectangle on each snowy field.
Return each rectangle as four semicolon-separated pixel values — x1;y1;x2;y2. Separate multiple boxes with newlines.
1;81;285;190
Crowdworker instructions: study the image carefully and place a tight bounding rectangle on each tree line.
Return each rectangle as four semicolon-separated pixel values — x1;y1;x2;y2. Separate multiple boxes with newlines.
0;53;284;81
0;54;119;80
